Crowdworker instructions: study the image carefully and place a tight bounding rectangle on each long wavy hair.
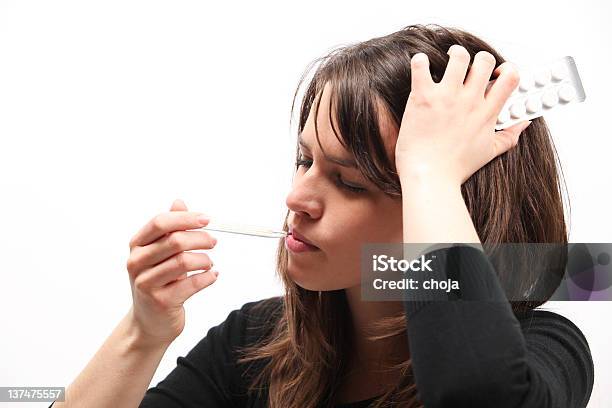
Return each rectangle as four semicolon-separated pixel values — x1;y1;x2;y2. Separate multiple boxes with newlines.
235;23;570;408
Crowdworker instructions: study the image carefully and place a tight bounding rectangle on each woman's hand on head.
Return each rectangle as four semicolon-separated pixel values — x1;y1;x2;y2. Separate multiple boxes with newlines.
395;44;532;186
125;199;219;347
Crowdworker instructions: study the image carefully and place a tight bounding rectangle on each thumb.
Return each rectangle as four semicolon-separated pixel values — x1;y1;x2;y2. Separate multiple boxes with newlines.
170;198;188;212
492;120;531;157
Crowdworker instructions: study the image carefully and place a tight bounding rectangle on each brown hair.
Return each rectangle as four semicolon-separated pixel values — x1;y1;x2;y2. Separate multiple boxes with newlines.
235;23;570;408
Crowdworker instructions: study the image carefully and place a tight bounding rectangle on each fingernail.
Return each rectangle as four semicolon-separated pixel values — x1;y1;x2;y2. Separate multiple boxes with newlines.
197;214;210;225
411;52;427;63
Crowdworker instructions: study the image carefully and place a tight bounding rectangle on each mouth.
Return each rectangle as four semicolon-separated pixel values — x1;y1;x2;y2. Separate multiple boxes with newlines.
287;226;319;251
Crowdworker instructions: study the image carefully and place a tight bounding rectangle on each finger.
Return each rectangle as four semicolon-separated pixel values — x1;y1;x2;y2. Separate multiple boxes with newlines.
485;61;520;117
440;45;471;88
168;199;189;281
482;73;502;101
130;211;210;248
135;251;214;290
410;52;435;90
170;198;188;212
464;51;497;97
155;270;219;307
132;230;217;268
484;63;510;97
492;120;531;157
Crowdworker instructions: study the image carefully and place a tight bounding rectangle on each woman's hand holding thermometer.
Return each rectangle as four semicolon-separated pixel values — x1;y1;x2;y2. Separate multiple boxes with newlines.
125;199;218;346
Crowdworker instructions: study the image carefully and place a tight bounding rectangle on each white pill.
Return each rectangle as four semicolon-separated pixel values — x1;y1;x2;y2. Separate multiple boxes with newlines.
535;69;551;87
542;89;559;108
525;96;542;113
497;109;511;125
558;84;576;103
510;101;527;119
551;63;568;82
519;75;535;92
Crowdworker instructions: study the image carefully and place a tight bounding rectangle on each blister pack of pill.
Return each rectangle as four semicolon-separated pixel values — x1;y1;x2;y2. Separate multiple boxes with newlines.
489;56;586;130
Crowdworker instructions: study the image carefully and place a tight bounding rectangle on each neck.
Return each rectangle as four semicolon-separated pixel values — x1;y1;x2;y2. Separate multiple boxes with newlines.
343;285;410;371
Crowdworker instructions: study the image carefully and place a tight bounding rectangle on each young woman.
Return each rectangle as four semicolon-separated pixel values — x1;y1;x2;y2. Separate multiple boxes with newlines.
50;24;594;408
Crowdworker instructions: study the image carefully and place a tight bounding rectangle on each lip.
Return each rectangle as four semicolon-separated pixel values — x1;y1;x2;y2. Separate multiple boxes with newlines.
286;226;319;252
289;227;318;247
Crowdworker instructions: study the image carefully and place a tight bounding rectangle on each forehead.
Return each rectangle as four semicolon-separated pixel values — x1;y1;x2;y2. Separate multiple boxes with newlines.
301;81;399;164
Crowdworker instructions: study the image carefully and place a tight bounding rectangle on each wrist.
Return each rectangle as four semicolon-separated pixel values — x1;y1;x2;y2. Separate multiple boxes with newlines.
124;308;175;351
396;156;460;189
398;167;460;192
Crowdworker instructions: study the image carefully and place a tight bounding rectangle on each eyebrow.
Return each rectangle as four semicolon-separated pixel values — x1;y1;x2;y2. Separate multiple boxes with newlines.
298;134;358;168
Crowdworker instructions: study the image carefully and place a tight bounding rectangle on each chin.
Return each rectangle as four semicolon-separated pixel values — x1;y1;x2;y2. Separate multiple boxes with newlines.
287;265;315;290
287;265;346;292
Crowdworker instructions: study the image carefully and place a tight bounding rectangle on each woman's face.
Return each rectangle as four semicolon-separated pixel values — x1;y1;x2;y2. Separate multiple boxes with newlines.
285;81;403;291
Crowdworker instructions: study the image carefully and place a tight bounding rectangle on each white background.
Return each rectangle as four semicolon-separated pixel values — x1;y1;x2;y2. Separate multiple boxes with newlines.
1;0;610;406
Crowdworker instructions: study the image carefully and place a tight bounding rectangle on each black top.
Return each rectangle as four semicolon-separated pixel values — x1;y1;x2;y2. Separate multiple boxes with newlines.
49;245;594;407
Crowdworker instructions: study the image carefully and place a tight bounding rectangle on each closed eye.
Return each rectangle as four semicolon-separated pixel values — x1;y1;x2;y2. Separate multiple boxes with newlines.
295;155;366;194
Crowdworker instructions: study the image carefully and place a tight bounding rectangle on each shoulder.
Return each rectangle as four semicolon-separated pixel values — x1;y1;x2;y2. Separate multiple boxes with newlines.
211;296;284;349
238;295;284;321
212;296;284;388
232;295;284;329
180;296;284;372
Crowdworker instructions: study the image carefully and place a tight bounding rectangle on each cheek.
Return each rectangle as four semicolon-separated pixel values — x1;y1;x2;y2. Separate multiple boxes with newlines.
286;200;402;290
324;227;369;280
328;208;388;244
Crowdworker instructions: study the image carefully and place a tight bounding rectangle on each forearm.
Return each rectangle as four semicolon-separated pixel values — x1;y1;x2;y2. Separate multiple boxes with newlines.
397;172;530;406
401;246;530;407
52;308;171;408
399;173;481;244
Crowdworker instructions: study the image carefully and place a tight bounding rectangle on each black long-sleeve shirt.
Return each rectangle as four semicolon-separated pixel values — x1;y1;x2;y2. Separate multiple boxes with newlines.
49;245;594;407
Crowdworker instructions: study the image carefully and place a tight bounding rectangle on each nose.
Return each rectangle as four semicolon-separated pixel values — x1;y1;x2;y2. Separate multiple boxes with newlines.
285;168;323;220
